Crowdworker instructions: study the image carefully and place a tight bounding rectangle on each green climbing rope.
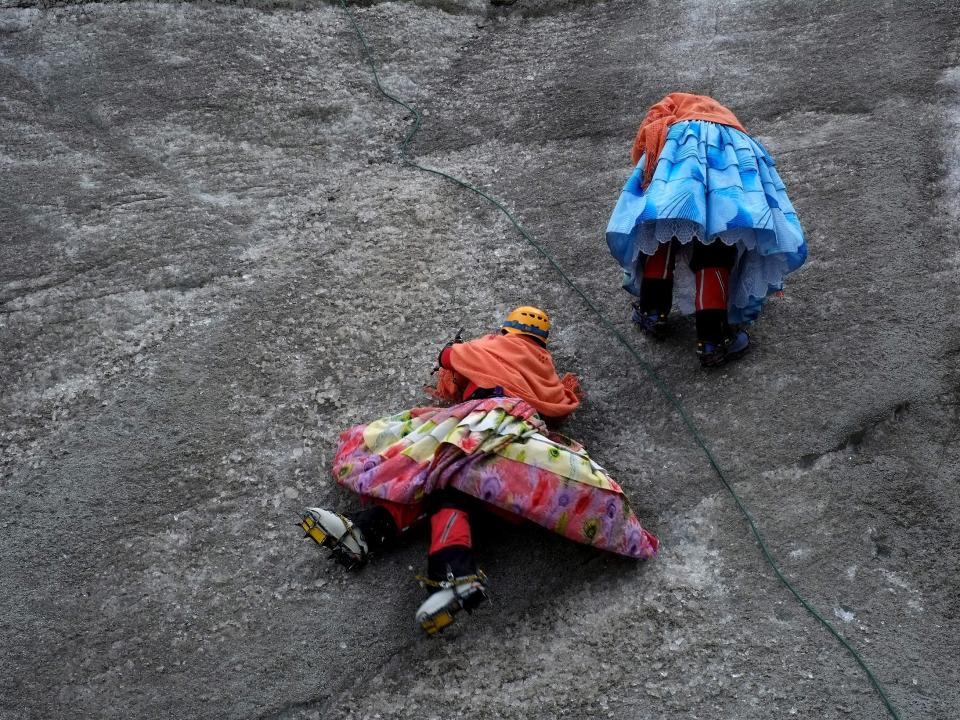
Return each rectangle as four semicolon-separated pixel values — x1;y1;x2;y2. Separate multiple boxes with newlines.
334;2;902;718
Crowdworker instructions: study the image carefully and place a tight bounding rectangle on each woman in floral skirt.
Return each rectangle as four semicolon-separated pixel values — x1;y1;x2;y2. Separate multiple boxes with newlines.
300;306;658;635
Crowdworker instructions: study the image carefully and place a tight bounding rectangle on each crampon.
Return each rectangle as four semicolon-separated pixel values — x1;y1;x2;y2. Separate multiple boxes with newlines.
698;329;750;368
631;305;670;340
300;507;369;569
414;572;488;636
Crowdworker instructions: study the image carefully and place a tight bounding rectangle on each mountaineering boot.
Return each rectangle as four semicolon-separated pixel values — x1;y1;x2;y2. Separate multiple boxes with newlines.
697;329;750;368
634;270;673;340
417;513;486;635
415;573;488;636
300;507;369;569
349;504;403;553
631;304;670;340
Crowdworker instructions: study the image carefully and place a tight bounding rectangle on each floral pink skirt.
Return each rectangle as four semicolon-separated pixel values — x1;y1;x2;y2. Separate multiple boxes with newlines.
331;396;658;559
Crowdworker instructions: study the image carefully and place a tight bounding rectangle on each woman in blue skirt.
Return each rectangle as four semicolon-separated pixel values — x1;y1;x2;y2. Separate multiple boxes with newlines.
606;93;807;367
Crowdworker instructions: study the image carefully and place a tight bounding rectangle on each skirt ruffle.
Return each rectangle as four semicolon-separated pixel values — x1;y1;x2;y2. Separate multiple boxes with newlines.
606;120;807;324
331;396;659;560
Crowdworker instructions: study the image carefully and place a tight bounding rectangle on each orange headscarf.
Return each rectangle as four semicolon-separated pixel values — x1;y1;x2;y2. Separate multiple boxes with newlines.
433;333;580;419
631;93;747;189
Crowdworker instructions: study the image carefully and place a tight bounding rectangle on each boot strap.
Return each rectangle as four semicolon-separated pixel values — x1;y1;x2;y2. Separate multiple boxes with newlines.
415;569;486;590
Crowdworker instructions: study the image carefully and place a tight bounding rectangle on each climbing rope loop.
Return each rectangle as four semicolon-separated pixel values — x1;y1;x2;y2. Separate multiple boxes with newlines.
333;2;902;718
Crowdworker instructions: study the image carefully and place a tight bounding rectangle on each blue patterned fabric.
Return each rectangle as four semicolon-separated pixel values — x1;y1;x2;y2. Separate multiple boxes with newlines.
606;120;807;324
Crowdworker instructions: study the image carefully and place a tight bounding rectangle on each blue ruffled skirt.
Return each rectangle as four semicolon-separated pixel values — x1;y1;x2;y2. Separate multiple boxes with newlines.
606;120;807;324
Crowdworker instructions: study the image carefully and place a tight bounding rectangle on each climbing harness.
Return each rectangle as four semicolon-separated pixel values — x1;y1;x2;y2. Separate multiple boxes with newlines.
333;2;902;717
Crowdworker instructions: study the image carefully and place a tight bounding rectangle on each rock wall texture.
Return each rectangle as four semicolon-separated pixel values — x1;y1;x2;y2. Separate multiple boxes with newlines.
2;1;959;718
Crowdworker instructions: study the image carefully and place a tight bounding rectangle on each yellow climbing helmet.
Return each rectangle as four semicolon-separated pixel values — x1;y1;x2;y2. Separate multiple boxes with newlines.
501;306;551;343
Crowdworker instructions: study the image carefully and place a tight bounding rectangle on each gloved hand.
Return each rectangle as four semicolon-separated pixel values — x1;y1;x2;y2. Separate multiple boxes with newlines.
433;327;465;374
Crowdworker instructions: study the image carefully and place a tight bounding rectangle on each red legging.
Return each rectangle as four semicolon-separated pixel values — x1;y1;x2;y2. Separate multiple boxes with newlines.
365;493;477;581
694;266;730;311
640;238;736;315
642;240;677;281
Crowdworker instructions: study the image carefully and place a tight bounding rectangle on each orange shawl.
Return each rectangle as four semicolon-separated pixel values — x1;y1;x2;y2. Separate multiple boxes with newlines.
434;334;580;419
630;93;747;189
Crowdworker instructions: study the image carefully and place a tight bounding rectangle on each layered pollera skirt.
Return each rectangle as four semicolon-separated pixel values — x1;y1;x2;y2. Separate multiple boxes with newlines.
332;396;658;559
606;120;807;323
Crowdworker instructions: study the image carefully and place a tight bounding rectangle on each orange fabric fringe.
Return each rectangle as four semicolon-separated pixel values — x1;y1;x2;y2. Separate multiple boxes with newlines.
424;367;463;404
560;372;581;401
